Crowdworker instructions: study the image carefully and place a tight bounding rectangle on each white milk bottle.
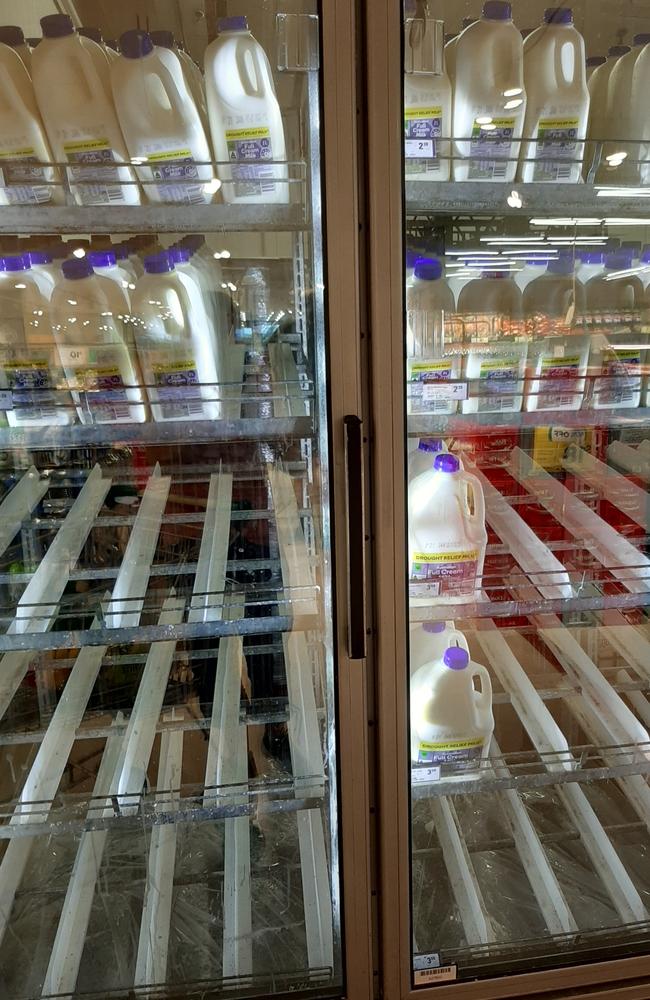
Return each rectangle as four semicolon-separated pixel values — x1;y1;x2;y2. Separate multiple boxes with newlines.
169;244;226;366
77;29;112;102
112;244;138;285
519;8;589;184
406;258;459;415
409;452;488;605
591;330;644;410
586;55;605;82
32;14;140;206
131;253;221;422
628;43;650;185
408;437;446;482
0;255;74;427
79;27;119;65
585;45;629;175
51;257;146;424
452;1;526;183
0;26;32;74
409;619;469;675
25;251;60;290
462;340;527;414
0;43;62;206
457;270;523;339
87;250;133;305
445;17;479;89
586;252;643;321
404;33;452;181
523;255;586;325
111;30;216;205
151;31;208;128
598;34;650;184
577;249;605;285
410;646;494;772
205;16;288;205
525;334;590;411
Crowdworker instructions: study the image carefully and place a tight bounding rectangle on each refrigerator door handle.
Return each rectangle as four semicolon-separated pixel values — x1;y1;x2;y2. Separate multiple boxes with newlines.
344;414;366;659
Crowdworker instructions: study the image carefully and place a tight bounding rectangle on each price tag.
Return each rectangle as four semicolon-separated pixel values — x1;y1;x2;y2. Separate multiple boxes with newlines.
414;953;440;972
414;964;457;986
58;346;89;367
412;765;440;784
0;391;13;410
405;139;434;158
422;381;468;402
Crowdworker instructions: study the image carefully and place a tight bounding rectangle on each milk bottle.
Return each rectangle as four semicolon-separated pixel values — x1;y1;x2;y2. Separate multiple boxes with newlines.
452;1;526;183
410;646;494;772
628;43;650;185
32;14;140;206
0;26;32;74
525;334;590;412
113;244;138;285
25;251;60;290
523;255;586;326
591;330;644;410
409;619;469;675
408;437;446;482
51;257;146;424
87;250;133;304
0;255;73;427
406;259;459;414
408;452;488;605
111;30;215;205
586;252;643;321
585;45;629;175
79;27;119;64
131;253;221;422
77;29;112;102
598;35;650;184
457;270;523;339
462;340;527;414
404;56;452;181
0;43;62;206
577;250;605;285
151;31;208;128
205;16;288;204
519;8;589;184
445;18;478;87
586;55;605;81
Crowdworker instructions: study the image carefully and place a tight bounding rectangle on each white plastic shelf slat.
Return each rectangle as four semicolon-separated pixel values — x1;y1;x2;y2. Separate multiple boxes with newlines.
429;797;493;946
509;447;650;595
188;473;233;624
562;446;649;530
618;670;650;729
0;466;49;558
135;719;184;987
269;343;309;418
599;614;650;684
105;464;171;629
607;441;650;482
268;465;318;618
222;344;247;421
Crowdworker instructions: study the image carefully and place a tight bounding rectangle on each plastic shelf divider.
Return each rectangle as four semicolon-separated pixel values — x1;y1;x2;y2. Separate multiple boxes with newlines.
0;466;49;558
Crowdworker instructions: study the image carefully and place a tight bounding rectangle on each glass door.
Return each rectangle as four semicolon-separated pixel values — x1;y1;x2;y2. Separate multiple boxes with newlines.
0;2;369;998
366;0;650;996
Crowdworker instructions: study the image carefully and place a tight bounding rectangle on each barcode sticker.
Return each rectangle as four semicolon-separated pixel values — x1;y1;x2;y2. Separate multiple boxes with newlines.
412;765;441;784
414;964;457;986
0;390;13;409
423;381;468;402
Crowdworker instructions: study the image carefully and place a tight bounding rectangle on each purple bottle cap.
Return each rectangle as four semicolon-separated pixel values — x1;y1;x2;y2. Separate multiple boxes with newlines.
40;14;75;38
414;258;443;281
120;29;154;59
0;25;26;47
586;55;606;66
78;27;102;43
218;16;249;33
88;250;117;268
168;247;192;264
144;253;174;274
423;621;446;634
0;255;28;272
418;439;443;454
62;258;93;280
580;251;604;264
544;7;573;24
547;255;574;275
434;453;460;474
26;251;52;266
633;33;650;46
605;252;633;271
642;245;650;264
482;1;512;21
608;45;631;57
150;30;175;49
443;647;469;670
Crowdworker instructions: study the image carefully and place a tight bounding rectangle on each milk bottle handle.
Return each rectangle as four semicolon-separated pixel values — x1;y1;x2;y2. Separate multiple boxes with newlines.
236;37;266;99
463;471;485;527
77;37;106;106
471;664;492;725
152;57;195;125
0;59;31;120
554;33;579;89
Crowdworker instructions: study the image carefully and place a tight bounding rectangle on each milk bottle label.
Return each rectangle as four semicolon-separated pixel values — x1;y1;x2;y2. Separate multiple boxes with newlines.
476;356;520;411
147;149;205;204
409;359;458;412
533;117;580;181
0;149;51;204
152;357;204;419
225;124;275;197
409;548;478;598
3;356;58;420
417;735;484;765
539;353;582;407
63;137;125;205
404;105;443;174
597;348;641;407
468;116;516;180
63;345;132;420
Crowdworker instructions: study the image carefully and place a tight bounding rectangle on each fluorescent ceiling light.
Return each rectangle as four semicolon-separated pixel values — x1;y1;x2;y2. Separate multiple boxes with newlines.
529;217;603;226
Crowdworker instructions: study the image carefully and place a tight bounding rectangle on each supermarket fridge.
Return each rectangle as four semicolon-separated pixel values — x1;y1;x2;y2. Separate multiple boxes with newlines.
366;0;650;998
0;2;373;999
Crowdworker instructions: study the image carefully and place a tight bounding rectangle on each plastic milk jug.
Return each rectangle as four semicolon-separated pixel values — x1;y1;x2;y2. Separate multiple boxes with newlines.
523;255;586;323
151;31;208;130
205;16;288;204
32;14;140;206
586;252;643;318
410;646;494;771
628;43;650;185
525;334;590;411
0;43;62;205
409;619;469;675
131;253;221;422
112;30;216;204
87;250;133;303
408;438;447;482
406;259;459;415
0;26;32;74
78;32;113;103
408;452;487;605
519;7;589;184
598;34;650;184
585;45;629;175
461;340;527;414
404;46;452;181
0;255;74;427
591;330;645;411
452;1;526;183
51;257;146;424
26;251;60;289
586;55;605;82
78;27;120;65
457;271;523;339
